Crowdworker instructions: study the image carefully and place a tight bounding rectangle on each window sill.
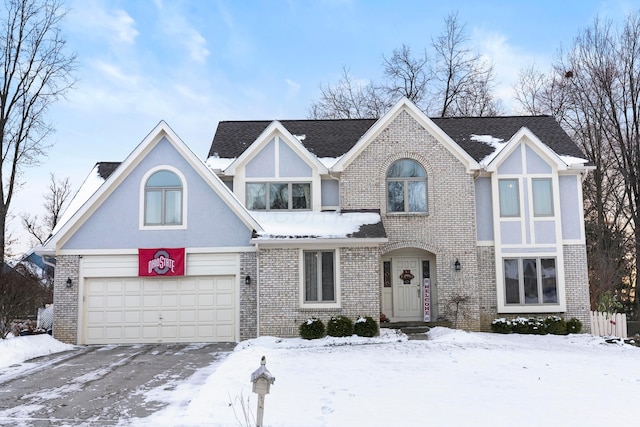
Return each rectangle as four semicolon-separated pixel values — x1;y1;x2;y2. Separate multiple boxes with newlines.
140;224;187;231
299;307;342;312
299;303;341;310
498;304;565;314
385;212;429;217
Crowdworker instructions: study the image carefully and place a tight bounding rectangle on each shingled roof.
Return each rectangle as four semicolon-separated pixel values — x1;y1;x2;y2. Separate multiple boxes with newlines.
208;119;377;159
209;115;586;164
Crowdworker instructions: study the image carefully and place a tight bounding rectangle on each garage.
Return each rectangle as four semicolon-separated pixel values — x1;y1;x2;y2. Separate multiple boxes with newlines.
83;275;236;344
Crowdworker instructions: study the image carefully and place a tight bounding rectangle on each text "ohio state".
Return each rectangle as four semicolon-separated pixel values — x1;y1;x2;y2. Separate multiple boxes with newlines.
148;255;175;274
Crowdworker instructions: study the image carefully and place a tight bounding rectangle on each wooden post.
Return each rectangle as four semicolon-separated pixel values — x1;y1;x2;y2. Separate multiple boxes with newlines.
251;356;275;427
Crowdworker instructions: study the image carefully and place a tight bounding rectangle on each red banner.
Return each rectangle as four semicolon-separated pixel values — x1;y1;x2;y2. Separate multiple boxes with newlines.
138;248;185;277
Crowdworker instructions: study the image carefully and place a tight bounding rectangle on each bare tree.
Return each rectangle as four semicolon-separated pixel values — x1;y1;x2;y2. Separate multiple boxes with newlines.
432;12;499;117
308;67;391;119
308;12;499;119
0;0;76;263
382;43;432;111
22;172;71;245
0;264;51;338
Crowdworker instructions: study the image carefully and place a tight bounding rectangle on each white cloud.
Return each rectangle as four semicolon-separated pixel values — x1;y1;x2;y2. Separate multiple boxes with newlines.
152;3;210;64
69;1;138;46
472;29;552;114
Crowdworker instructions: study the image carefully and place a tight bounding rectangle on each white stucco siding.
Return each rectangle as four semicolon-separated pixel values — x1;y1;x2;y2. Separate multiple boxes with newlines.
61;138;253;250
559;175;584;241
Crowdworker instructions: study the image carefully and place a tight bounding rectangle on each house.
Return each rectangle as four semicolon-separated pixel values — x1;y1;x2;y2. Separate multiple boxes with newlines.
42;98;592;345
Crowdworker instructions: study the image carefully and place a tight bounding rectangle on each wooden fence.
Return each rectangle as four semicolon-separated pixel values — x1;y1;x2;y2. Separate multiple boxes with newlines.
590;311;627;338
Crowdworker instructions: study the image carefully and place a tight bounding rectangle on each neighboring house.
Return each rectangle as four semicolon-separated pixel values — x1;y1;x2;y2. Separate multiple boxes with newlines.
42;98;592;345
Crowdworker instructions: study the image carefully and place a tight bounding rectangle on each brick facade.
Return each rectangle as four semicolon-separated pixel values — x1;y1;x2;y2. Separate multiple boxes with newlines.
257;246;380;337
239;251;258;340
341;111;481;331
563;244;591;333
52;255;80;344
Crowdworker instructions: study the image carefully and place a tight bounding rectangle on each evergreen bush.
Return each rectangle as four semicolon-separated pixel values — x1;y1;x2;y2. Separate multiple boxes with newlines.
544;316;567;335
491;318;512;334
566;317;583;334
511;317;535;334
353;316;379;337
299;317;325;340
326;315;354;337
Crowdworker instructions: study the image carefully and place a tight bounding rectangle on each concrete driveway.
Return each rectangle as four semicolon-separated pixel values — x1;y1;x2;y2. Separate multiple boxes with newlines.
0;342;235;426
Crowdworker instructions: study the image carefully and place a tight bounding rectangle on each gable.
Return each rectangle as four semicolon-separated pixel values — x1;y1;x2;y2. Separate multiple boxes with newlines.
487;128;568;174
61;138;254;250
244;136;313;179
46;121;261;253
332;98;480;173
225;121;327;176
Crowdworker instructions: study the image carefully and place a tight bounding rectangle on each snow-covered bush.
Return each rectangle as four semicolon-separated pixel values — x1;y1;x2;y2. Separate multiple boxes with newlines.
492;316;581;335
566;317;583;334
353;316;379;337
299;317;325;340
490;318;512;334
326;315;353;337
544;316;567;335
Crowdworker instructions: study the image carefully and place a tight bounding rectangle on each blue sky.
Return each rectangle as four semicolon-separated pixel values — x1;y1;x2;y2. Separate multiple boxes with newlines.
10;0;636;254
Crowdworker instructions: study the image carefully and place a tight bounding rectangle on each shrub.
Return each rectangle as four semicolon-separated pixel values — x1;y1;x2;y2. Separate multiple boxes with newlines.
544;316;567;335
326;315;354;337
491;316;580;335
299;317;325;340
510;317;548;334
491;318;512;334
566;317;583;334
353;316;379;337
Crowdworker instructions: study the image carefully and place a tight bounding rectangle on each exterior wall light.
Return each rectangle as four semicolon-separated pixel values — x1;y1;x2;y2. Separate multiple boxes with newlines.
245;275;252;285
66;277;73;288
454;259;461;271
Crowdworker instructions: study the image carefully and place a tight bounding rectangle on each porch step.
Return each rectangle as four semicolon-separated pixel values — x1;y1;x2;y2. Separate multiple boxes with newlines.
381;321;452;339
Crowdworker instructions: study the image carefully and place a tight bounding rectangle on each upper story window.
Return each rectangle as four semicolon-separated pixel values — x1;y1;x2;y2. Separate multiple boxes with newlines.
532;178;554;216
246;182;311;210
499;179;520;217
386;159;427;213
144;170;183;225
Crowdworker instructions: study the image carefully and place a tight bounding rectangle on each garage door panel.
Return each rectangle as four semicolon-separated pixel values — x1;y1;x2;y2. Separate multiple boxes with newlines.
84;276;236;344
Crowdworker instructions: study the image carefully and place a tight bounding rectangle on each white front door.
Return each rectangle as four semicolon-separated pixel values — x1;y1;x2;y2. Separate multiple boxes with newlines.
392;257;423;319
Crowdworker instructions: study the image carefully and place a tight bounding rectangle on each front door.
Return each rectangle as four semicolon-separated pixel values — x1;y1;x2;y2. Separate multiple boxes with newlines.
392;257;422;319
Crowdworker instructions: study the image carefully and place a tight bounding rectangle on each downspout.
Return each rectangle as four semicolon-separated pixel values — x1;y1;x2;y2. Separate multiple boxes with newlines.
255;242;260;338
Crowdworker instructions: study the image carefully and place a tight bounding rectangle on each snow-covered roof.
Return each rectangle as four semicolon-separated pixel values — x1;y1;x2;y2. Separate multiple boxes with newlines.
50;164;106;237
251;211;386;240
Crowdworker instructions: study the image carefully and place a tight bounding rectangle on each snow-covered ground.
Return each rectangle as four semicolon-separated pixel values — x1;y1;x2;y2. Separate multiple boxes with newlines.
2;329;640;427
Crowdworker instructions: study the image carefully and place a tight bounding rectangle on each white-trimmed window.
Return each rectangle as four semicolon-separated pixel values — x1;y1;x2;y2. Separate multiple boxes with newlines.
532;178;554;216
504;257;558;305
302;249;340;307
246;182;311;210
499;179;520;217
386;159;427;213
144;170;183;225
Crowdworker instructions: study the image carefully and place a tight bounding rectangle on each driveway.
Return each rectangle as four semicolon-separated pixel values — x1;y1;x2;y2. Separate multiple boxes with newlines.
0;342;235;426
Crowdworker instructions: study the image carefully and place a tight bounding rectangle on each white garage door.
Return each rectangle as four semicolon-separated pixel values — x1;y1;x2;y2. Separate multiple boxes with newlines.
84;276;236;344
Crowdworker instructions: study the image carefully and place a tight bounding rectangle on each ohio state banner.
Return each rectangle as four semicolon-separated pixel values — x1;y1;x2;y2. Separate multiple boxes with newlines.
138;248;185;277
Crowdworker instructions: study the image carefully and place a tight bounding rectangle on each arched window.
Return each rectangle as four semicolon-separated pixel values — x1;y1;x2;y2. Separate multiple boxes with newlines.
386;159;427;213
144;170;183;225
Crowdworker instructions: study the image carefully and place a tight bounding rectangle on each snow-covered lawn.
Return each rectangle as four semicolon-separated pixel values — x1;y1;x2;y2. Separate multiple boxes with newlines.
3;329;640;427
135;328;640;427
0;334;74;368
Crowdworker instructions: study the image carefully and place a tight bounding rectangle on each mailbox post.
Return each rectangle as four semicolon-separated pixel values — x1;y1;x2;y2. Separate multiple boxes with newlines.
251;356;275;427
